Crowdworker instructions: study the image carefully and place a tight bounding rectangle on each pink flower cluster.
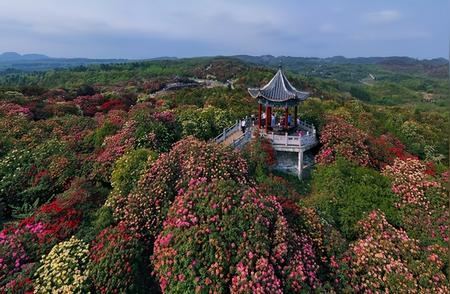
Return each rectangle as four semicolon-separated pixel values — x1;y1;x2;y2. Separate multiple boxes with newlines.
383;158;448;245
316;116;370;166
115;137;248;236
342;210;448;293
0;101;32;118
231;257;282;294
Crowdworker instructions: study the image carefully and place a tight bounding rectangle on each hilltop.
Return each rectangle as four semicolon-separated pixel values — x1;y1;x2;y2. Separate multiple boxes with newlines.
0;56;448;293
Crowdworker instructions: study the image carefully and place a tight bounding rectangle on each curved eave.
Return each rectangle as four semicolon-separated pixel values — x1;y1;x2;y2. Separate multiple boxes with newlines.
248;88;310;103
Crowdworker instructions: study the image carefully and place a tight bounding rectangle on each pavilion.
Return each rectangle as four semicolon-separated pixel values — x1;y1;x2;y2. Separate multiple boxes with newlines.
248;67;310;132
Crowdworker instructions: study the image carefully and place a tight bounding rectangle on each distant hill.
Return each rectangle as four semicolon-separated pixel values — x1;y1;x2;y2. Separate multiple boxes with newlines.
0;52;180;72
233;55;449;79
0;52;50;62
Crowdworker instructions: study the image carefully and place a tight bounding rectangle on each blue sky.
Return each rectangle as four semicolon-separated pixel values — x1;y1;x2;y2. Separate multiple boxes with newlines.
0;0;448;59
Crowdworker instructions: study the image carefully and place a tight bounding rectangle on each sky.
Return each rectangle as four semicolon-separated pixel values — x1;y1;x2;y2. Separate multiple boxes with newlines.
0;0;448;59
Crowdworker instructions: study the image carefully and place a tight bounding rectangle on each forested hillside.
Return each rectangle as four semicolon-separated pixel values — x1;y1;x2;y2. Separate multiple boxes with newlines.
0;57;448;292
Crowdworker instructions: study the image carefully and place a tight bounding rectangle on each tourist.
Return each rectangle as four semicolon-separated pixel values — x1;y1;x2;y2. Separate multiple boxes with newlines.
241;119;246;133
288;114;292;126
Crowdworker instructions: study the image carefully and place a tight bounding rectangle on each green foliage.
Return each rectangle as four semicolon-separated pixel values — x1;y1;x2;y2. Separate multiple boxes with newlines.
111;148;156;196
0;139;78;219
177;106;234;140
306;157;399;240
84;121;119;149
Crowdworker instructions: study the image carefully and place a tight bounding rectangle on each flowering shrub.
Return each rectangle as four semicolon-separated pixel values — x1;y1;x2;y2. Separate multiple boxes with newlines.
74;94;106;116
98;99;127;113
368;133;411;169
342;210;448;293
152;178;282;292
113;137;248;236
110;148;156;196
89;223;146;293
0;139;78;218
34;236;90;293
0;180;88;290
316;116;370;166
152;178;321;293
242;133;276;179
91;120;137;181
383;158;448;248
0;101;32;118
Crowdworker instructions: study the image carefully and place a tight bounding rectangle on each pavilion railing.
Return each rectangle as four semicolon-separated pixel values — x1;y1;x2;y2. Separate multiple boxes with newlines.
214;120;240;144
213;118;253;145
230;128;252;149
260;130;318;150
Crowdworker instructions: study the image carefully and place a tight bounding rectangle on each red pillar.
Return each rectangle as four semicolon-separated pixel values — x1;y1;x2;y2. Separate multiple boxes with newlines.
284;107;289;128
294;105;298;127
258;104;262;129
269;107;272;129
265;105;270;132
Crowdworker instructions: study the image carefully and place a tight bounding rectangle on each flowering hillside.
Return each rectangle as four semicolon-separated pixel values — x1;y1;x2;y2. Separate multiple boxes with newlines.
0;59;448;293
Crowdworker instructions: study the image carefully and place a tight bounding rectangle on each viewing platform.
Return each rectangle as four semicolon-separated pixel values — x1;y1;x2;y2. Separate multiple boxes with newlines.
215;66;318;178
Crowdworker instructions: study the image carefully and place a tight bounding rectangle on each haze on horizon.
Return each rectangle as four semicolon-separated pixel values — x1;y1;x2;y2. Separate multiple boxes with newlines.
0;0;448;59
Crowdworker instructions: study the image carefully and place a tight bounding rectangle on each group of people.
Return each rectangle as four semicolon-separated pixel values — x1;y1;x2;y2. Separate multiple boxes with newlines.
260;113;300;128
240;114;303;134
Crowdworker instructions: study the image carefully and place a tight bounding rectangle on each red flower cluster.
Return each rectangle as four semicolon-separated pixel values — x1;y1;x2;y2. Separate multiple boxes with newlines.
89;222;145;294
98;99;127;113
0;199;82;291
74;94;106;116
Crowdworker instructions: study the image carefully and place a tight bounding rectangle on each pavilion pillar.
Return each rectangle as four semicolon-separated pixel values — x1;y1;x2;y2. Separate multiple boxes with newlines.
265;105;270;132
298;149;304;179
294;106;298;127
284;107;289;128
258;104;262;129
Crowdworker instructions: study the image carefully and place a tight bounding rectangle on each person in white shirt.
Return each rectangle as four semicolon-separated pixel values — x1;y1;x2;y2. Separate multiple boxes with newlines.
241;119;246;133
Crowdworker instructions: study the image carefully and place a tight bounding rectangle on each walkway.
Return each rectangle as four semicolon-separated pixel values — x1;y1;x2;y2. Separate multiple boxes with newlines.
223;129;246;146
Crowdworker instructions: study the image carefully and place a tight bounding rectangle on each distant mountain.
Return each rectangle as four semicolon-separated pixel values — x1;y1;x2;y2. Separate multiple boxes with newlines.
0;52;182;72
233;55;449;79
0;52;50;62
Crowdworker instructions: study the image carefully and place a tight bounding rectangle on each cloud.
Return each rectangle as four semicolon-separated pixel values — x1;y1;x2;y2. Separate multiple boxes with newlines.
363;10;402;24
0;1;446;58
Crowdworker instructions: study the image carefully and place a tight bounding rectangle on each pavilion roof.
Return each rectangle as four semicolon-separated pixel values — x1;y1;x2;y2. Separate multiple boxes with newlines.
248;69;309;103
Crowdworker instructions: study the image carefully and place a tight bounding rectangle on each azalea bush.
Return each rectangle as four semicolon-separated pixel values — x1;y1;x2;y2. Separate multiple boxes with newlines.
34;236;90;293
110;148;156;196
368;133;411;169
342;210;448;293
0;139;78;218
112;137;248;236
383;158;448;248
316;116;370;166
242;133;276;180
89;223;148;293
153;178;322;293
